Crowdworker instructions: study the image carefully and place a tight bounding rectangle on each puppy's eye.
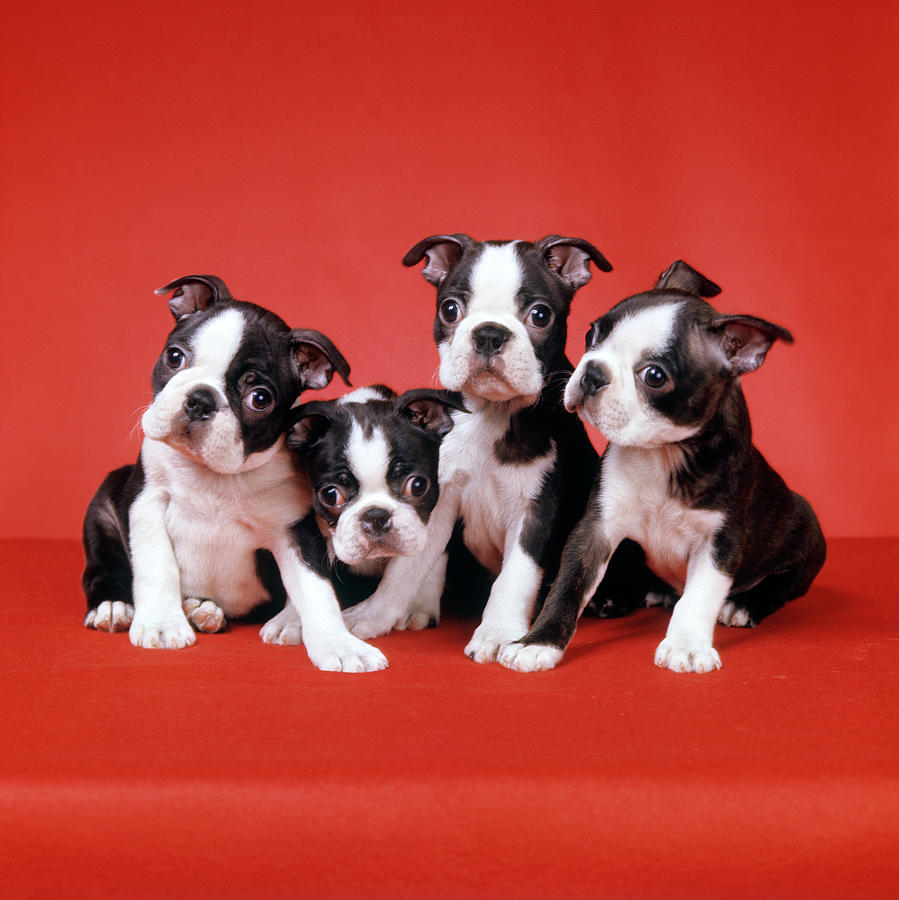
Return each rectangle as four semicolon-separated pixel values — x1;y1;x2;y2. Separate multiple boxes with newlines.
640;365;670;390
526;303;553;329
318;485;348;510
164;347;186;370
439;299;462;325
403;475;430;499
244;387;274;413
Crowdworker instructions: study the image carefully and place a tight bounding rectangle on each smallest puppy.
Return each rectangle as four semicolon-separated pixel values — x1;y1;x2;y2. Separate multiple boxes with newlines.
260;385;466;645
502;260;826;673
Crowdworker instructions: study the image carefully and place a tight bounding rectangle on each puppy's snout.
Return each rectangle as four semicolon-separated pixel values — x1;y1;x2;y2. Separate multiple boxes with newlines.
472;323;512;358
580;362;610;398
360;507;392;537
184;387;218;422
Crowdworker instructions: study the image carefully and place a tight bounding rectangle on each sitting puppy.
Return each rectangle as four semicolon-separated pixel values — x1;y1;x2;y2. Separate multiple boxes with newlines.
259;385;467;645
341;234;616;663
501;260;827;673
82;274;388;673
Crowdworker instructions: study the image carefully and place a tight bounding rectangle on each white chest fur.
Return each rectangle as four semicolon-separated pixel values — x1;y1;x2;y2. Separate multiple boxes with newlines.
138;439;311;616
599;444;724;593
440;400;555;575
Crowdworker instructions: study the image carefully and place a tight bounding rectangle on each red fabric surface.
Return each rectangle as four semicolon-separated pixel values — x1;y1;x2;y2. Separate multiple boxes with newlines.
1;538;897;898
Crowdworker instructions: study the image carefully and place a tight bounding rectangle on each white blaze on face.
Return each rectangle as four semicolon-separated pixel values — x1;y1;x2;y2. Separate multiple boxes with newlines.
330;420;430;565
438;242;543;400
141;308;249;473
567;301;699;448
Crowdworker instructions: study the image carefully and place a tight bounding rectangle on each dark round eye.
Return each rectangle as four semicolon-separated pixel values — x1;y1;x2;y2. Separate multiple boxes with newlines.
318;485;348;510
641;365;670;389
527;303;553;329
403;475;430;499
244;387;274;412
438;299;462;325
164;347;186;370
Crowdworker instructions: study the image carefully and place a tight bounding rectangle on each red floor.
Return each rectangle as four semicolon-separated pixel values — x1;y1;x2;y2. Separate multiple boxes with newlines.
1;537;897;898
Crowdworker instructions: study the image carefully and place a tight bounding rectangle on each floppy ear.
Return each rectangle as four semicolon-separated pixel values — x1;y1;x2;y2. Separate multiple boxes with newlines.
155;275;233;320
656;260;721;298
711;314;794;375
402;234;472;286
286;404;334;452
537;235;613;291
398;389;469;437
290;330;351;391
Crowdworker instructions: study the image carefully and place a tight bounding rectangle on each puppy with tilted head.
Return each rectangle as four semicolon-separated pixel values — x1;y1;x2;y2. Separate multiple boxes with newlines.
501;261;826;673
259;385;467;645
82;274;388;672
339;234;643;663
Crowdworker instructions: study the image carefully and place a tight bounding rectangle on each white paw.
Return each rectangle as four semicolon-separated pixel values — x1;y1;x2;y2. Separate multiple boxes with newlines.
498;642;564;673
464;623;527;664
718;601;756;627
305;633;388;673
182;598;227;633
129;614;196;649
654;636;721;673
260;607;304;645
85;601;134;632
395;609;439;631
343;601;398;640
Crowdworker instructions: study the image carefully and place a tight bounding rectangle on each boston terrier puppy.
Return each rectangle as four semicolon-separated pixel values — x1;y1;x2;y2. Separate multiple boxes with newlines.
81;274;388;673
500;260;827;673
340;234;617;663
258;385;467;645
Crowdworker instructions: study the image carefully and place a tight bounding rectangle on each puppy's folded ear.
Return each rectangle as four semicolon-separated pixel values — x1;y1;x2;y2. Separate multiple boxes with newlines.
402;234;472;285
711;314;794;375
286;403;334;452
398;389;468;437
155;275;233;320
656;260;721;298
537;236;613;290
289;330;351;390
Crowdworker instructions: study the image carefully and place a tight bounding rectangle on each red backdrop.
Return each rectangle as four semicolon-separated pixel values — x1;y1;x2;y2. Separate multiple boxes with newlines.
1;0;897;539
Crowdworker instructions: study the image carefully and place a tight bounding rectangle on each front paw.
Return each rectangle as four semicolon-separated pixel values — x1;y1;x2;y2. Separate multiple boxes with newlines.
464;623;526;664
343;601;396;640
85;600;134;632
305;632;388;673
654;636;721;673
498;642;564;672
260;606;303;645
182;598;227;633
129;614;196;649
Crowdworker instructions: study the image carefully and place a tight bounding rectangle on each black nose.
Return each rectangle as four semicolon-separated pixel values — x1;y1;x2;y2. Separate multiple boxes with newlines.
580;362;610;397
184;387;218;421
472;324;512;358
360;507;392;536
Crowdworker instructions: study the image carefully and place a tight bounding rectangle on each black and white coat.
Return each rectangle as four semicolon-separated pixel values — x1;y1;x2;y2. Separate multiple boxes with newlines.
342;234;615;662
81;275;388;672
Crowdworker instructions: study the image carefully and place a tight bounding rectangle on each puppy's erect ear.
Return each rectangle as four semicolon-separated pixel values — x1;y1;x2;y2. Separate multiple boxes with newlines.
402;234;472;285
290;330;352;391
286;402;334;452
155;275;233;320
398;389;469;437
537;236;613;291
710;314;794;375
656;260;722;298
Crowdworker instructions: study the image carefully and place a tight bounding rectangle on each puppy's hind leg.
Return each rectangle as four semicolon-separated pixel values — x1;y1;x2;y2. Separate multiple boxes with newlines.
82;492;134;633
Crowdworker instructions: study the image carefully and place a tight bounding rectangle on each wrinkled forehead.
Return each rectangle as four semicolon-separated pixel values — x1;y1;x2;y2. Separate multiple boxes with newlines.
586;300;683;364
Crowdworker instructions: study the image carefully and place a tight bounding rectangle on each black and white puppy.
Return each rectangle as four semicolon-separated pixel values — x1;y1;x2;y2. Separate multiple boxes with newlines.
258;385;467;644
501;260;827;673
341;234;614;663
82;275;388;672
